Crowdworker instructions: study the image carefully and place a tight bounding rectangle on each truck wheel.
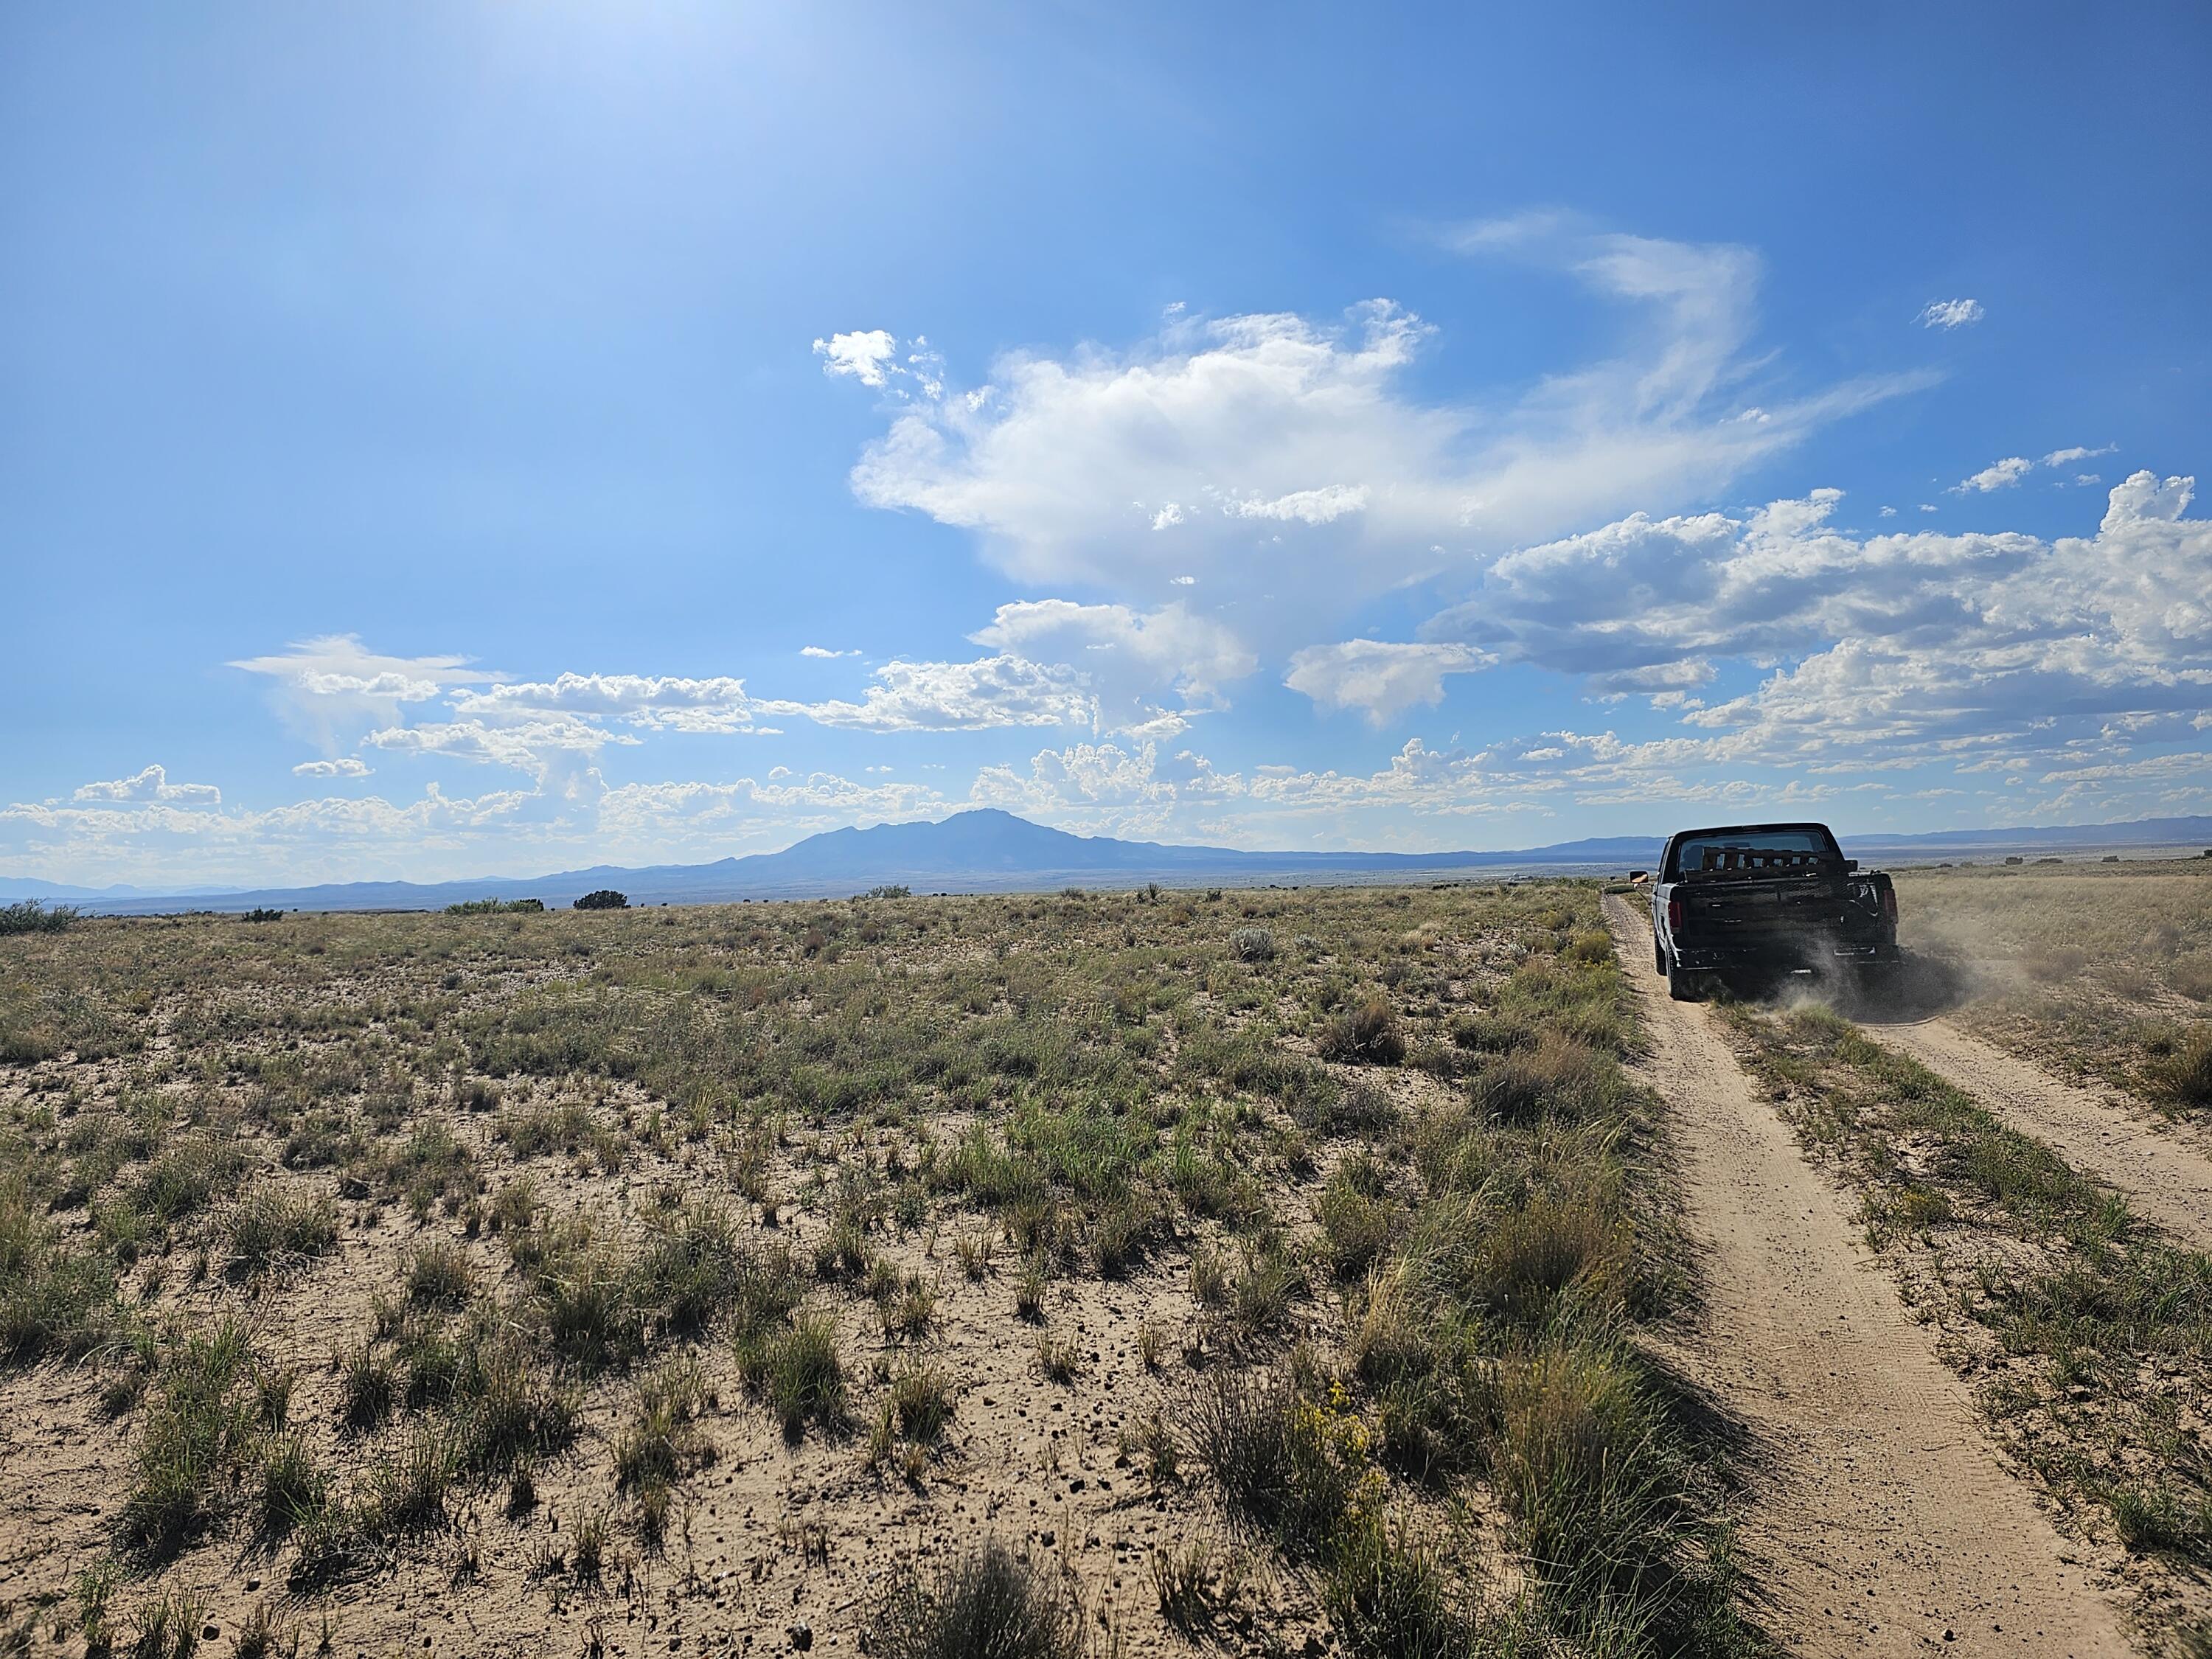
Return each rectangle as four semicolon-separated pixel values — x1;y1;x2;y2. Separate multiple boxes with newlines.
1667;962;1703;1002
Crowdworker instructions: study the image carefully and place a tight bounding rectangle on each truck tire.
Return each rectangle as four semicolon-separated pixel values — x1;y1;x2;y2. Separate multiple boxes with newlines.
1667;961;1703;1002
1654;939;1667;976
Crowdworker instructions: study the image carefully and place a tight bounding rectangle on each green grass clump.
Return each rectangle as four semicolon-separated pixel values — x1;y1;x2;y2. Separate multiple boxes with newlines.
122;1319;259;1556
1;1178;128;1364
224;1188;338;1276
616;1357;712;1543
402;1240;476;1307
736;1307;844;1437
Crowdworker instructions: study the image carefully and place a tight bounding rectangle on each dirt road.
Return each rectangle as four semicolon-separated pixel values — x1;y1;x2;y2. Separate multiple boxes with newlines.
1603;894;2132;1656
1864;1016;2212;1252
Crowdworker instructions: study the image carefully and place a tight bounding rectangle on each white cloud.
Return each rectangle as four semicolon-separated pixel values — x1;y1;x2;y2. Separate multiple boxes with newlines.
1284;640;1495;725
230;635;498;752
970;599;1256;734
293;758;371;779
1399;470;2212;804
1224;485;1370;524
451;672;759;734
799;646;857;658
837;226;1922;636
1879;505;1897;518
72;765;221;807
772;655;1096;733
1953;456;2033;493
813;329;899;388
363;715;633;777
1919;298;1986;330
2;783;538;888
2045;444;2116;467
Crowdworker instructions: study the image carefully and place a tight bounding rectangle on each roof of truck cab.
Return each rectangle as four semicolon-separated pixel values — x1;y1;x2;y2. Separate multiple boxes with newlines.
1663;821;1837;844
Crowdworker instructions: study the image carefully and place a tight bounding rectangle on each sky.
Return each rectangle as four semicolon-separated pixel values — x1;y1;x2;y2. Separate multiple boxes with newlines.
5;2;2211;888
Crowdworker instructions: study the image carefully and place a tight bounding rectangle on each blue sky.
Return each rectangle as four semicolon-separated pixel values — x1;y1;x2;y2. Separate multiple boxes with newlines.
6;2;2211;886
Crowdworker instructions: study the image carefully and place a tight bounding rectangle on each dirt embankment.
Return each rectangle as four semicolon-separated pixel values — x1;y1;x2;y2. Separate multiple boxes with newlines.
1603;894;2132;1658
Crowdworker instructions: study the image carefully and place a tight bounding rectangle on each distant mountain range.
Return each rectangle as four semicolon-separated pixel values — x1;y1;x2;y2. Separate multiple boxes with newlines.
10;809;2211;916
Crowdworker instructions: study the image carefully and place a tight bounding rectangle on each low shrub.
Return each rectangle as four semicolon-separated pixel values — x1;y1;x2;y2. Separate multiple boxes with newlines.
2149;1026;2212;1113
0;898;80;935
1181;1371;1375;1559
868;1538;1079;1659
573;890;629;911
1231;927;1278;963
1470;1190;1630;1324
1316;993;1405;1066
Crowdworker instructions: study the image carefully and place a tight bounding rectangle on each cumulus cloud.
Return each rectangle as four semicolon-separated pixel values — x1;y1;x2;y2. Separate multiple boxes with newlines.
970;599;1256;734
1443;472;2212;782
775;655;1095;733
1284;640;1495;724
72;765;221;806
363;715;633;779
799;645;857;658
231;636;498;751
813;329;899;387
292;758;372;779
836;224;1923;635
1919;298;1986;330
1953;456;2033;493
452;673;759;734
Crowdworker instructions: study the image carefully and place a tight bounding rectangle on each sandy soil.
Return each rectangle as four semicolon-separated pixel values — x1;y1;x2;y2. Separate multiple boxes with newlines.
1863;1015;2212;1252
1604;896;2135;1658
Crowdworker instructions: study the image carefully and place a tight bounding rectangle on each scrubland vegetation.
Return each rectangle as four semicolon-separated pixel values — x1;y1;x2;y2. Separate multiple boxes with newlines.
1896;860;2212;1113
0;881;1750;1657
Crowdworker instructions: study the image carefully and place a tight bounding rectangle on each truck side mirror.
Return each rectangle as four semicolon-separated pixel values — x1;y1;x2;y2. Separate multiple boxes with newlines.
1627;870;1647;883
1844;858;1859;872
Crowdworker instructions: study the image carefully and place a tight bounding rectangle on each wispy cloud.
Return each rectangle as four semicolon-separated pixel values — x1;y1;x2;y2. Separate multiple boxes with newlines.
1952;455;2033;493
1919;298;1986;330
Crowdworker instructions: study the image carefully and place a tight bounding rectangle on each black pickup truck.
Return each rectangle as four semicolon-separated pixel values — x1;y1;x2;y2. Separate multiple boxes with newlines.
1644;821;1899;1001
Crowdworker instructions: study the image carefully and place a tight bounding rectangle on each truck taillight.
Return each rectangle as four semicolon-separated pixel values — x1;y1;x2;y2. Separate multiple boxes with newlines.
1666;897;1684;932
1880;886;1898;922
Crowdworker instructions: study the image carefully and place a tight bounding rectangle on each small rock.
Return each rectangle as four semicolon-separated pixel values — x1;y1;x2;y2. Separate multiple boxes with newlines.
787;1623;813;1652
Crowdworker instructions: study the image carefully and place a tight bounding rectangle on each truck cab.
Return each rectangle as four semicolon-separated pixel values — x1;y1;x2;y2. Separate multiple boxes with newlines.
1649;821;1899;1001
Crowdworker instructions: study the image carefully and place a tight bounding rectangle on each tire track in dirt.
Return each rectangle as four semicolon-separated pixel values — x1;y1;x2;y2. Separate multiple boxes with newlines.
1601;895;2133;1657
1864;1016;2212;1252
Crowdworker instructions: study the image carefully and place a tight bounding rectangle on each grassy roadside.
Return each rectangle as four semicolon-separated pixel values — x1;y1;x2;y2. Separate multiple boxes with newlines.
1178;885;1759;1655
1719;999;2212;1631
1892;863;2212;1117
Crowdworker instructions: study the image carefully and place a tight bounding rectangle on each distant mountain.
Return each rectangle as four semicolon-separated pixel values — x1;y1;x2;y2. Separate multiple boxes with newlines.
0;876;246;902
26;809;2212;917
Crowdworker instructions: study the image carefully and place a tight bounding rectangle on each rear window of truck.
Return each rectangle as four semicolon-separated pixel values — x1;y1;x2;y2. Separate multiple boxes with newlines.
1668;829;1837;879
